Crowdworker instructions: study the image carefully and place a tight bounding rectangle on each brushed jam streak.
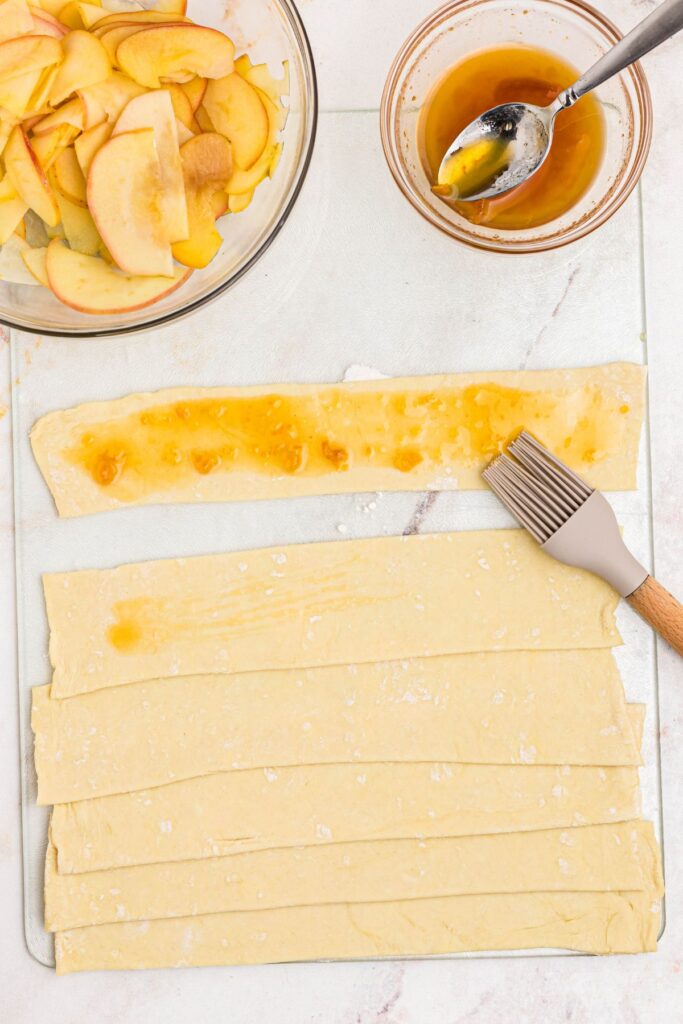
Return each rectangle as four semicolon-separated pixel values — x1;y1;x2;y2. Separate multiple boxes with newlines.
67;383;630;506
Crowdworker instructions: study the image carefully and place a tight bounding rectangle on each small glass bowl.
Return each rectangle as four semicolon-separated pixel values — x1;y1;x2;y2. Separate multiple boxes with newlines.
380;0;652;254
0;0;317;336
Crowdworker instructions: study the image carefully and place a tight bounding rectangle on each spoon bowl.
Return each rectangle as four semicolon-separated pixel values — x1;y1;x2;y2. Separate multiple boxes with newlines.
436;0;682;203
436;101;555;201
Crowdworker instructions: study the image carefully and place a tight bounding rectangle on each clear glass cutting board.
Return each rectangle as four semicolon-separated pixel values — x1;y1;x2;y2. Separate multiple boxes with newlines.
11;22;663;968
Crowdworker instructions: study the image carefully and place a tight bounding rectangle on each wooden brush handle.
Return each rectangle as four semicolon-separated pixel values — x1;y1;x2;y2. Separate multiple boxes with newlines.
627;576;683;656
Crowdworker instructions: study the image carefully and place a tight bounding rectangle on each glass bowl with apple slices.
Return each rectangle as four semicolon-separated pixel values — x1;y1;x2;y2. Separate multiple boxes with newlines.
0;0;317;336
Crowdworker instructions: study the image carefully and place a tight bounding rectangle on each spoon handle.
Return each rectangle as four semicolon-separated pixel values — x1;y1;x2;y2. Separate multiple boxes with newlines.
557;0;683;106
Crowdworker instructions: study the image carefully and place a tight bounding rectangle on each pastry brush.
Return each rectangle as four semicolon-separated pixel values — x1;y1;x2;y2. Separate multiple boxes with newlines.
483;431;683;656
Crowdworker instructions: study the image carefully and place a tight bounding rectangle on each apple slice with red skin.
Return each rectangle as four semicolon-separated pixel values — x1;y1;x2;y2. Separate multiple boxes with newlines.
87;126;174;275
113;89;188;242
4;126;59;225
116;24;234;88
45;237;191;313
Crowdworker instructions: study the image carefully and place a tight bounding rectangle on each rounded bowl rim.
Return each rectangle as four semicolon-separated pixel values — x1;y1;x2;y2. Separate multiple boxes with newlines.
0;0;319;338
379;0;653;255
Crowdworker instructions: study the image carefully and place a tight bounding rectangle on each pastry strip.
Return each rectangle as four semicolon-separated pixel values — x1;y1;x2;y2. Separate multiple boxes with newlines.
33;650;641;804
54;891;662;972
44;529;620;697
31;363;646;517
44;821;663;931
49;758;642;874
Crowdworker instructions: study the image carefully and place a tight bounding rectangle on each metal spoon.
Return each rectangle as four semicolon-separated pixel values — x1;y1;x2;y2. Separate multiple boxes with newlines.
436;0;683;203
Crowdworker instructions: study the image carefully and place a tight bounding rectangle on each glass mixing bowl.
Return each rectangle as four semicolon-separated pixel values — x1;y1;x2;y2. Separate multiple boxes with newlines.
380;0;652;254
0;0;317;336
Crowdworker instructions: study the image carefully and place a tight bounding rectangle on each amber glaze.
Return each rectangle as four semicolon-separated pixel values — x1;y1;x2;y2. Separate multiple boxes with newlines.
66;382;630;502
419;44;605;230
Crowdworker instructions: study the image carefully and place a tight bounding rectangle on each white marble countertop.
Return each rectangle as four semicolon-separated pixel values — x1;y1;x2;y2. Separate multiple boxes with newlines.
1;1;681;1019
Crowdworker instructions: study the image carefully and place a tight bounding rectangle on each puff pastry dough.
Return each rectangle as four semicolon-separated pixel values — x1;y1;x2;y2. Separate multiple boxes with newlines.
44;821;663;931
54;891;662;972
33;650;641;804
44;529;620;697
30;363;646;517
49;757;642;873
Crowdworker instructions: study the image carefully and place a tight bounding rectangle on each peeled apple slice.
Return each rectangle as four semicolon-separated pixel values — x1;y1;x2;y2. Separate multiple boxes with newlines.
86;127;173;276
45;237;191;313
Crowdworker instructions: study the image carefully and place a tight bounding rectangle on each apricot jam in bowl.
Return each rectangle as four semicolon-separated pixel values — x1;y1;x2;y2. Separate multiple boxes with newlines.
380;0;652;254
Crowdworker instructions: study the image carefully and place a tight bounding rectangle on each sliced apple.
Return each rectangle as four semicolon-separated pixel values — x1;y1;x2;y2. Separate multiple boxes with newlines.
97;23;146;61
56;1;87;29
148;0;186;13
180;74;205;112
44;219;65;238
113;89;187;241
49;29;110;105
211;188;228;219
29;6;69;36
0;118;12;157
162;81;193;129
52;144;87;203
73;116;110;172
171;131;231;269
87;126;173;274
0;68;42;117
55;187;101;252
76;1;107;28
21;240;49;283
193;103;214;133
94;8;188;30
46;237;191;312
24;62;60;115
0;232;40;285
32;96;84;134
117;25;234;88
228;190;252;214
4;126;59;225
204;71;268;170
30;121;77;168
235;55;289;108
77;69;145;127
225;84;284;195
0;174;28;244
0;34;62;80
15;217;26;238
174;115;192;145
33;0;69;14
0;0;34;43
